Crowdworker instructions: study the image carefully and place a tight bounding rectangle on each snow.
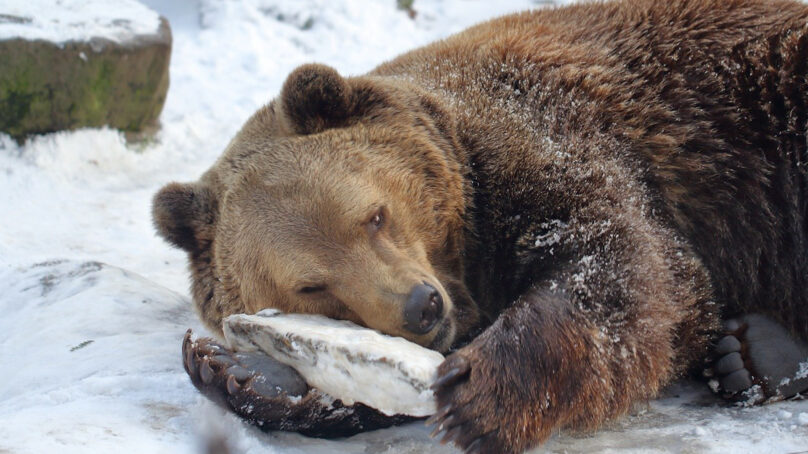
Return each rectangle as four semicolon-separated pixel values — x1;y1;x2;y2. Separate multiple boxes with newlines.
0;0;806;453
224;311;444;416
0;0;161;43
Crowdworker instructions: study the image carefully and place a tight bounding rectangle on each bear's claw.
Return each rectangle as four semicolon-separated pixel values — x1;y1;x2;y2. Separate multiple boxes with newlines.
430;365;469;390
709;315;808;404
182;329;414;437
428;350;508;454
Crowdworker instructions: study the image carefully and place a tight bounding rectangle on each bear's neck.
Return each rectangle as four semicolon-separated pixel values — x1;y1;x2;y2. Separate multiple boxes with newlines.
432;79;619;318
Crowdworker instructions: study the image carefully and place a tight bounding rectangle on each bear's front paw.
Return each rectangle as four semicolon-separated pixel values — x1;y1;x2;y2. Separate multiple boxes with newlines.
427;347;513;454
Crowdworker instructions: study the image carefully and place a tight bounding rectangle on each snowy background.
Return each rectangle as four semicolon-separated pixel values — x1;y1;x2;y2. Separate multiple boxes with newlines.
1;0;807;453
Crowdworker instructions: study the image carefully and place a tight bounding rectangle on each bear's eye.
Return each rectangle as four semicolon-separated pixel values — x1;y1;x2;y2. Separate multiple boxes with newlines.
371;213;383;227
368;207;385;232
299;284;327;294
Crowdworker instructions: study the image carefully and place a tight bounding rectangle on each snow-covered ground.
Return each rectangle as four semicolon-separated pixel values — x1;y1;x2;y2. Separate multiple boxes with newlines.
0;0;806;453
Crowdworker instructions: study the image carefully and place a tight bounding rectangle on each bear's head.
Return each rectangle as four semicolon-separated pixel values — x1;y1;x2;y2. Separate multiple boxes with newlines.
153;64;479;352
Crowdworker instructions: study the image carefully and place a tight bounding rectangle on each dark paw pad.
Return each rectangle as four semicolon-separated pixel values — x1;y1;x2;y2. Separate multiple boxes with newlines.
707;315;808;403
182;329;310;416
182;329;413;437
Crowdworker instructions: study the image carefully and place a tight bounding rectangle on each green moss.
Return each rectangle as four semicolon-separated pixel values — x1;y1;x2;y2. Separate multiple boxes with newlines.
0;61;51;137
87;60;114;119
396;0;415;10
0;81;34;132
0;22;171;140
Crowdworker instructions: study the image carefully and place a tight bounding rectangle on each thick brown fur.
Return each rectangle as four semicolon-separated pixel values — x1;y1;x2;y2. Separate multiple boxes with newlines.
154;1;808;452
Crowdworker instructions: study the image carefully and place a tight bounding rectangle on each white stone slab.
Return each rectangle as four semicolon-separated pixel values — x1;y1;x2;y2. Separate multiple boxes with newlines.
224;310;445;417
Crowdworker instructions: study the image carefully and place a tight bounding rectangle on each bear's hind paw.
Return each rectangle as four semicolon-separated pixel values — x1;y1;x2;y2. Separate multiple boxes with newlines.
707;315;808;404
181;329;414;437
182;329;311;422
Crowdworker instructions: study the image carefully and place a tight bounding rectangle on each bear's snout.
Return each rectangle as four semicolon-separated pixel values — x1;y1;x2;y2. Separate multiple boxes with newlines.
403;282;443;334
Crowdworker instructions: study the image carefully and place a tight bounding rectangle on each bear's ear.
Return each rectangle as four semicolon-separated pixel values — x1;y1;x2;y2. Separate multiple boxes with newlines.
280;63;353;135
152;182;217;253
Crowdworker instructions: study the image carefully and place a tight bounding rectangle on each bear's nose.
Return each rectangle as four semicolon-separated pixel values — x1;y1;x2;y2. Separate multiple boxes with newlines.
403;282;443;334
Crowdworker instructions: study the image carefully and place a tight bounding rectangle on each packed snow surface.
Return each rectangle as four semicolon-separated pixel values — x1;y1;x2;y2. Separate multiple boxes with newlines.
0;0;161;43
225;310;444;416
1;0;807;453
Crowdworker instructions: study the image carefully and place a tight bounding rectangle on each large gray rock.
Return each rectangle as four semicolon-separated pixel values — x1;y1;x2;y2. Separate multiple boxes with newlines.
0;1;171;140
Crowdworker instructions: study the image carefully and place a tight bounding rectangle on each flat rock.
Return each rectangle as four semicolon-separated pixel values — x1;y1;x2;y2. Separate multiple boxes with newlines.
224;310;445;417
0;0;171;140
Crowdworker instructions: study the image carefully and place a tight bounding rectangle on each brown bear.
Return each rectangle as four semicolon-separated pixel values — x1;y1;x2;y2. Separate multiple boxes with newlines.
153;0;808;452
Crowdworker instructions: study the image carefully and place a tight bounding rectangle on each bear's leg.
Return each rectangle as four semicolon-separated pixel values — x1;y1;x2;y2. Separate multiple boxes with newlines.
182;330;414;437
428;286;682;454
709;314;808;404
427;216;715;454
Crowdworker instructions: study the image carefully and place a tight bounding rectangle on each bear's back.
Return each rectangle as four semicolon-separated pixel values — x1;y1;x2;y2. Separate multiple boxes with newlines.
375;0;808;338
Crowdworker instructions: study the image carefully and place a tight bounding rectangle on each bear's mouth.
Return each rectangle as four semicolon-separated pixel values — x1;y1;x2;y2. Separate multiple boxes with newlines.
427;317;456;353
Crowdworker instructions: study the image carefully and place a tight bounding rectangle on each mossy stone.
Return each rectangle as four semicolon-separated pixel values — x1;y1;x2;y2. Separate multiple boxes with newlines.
0;18;171;140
